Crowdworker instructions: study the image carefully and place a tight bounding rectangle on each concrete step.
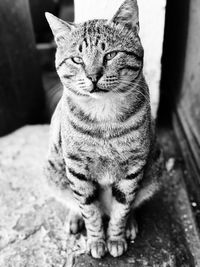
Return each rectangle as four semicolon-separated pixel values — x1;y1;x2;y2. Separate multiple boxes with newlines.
0;125;199;266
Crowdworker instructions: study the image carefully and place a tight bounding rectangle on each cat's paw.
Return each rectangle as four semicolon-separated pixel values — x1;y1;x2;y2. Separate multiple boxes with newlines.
87;239;107;258
66;211;84;234
126;217;138;241
107;238;127;257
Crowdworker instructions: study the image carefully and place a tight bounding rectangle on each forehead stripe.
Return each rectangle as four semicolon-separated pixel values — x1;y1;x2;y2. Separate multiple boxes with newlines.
83;37;88;47
95;35;100;46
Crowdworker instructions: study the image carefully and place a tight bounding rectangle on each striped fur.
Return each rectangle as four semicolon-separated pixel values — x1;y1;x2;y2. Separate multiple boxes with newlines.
45;0;163;259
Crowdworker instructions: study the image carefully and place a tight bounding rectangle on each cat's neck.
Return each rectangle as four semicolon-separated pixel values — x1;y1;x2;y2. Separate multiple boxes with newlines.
62;88;149;124
63;90;122;122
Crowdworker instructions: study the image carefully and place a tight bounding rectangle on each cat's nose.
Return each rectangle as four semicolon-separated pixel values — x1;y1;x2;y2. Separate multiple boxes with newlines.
87;67;103;82
87;73;100;82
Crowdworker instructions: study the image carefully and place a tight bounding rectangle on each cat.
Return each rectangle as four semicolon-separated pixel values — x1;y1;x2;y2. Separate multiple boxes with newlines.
44;0;163;259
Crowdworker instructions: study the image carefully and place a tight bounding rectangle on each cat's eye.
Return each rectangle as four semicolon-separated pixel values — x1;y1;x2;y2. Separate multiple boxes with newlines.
71;57;83;64
105;51;118;61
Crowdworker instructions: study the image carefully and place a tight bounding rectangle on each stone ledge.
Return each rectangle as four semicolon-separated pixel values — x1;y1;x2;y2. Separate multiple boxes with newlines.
0;125;199;266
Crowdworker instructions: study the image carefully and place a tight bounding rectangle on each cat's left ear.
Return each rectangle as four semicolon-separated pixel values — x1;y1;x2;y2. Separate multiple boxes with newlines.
45;12;76;46
110;0;139;32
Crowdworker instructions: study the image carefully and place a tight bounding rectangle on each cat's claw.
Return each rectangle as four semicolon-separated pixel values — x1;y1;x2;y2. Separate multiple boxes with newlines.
107;238;127;257
126;217;138;241
87;239;107;258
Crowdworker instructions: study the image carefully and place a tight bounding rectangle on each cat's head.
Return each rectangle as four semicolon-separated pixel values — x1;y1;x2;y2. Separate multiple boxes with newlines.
46;0;144;99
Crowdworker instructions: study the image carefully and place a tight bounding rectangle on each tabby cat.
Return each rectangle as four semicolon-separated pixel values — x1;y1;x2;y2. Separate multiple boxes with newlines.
45;0;163;258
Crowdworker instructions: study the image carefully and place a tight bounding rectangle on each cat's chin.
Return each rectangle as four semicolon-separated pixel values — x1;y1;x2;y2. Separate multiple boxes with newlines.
88;87;109;99
89;94;105;100
89;91;109;99
90;87;109;94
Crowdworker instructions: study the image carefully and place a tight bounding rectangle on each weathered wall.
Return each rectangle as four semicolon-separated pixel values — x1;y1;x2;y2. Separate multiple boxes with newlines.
173;0;200;211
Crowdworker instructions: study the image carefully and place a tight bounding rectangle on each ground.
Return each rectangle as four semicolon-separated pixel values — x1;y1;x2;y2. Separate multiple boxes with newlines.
0;125;200;267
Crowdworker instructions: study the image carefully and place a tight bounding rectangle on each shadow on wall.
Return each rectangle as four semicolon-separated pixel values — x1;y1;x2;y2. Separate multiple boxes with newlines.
158;0;190;125
29;0;74;43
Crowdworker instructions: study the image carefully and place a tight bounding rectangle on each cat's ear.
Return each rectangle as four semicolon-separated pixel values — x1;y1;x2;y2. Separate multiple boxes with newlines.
45;12;76;46
110;0;139;32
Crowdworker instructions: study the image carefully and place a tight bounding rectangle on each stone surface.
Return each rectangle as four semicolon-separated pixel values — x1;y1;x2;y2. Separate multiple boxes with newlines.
0;126;86;267
0;125;199;266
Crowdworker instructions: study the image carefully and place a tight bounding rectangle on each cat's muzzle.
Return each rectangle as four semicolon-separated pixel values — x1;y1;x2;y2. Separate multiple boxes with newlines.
90;82;109;94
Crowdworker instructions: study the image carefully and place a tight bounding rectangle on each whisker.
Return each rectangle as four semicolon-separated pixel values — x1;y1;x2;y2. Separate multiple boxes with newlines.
119;79;150;103
120;79;149;95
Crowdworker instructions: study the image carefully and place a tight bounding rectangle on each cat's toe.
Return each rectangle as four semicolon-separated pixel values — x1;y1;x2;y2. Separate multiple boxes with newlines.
87;239;107;258
107;238;127;257
66;211;84;234
126;217;138;241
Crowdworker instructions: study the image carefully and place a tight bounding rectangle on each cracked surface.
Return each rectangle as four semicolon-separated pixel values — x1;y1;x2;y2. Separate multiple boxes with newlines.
0;126;86;267
0;125;199;266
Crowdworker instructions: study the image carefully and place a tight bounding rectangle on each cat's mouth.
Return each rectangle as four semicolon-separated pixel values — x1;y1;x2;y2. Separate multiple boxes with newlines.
90;86;109;94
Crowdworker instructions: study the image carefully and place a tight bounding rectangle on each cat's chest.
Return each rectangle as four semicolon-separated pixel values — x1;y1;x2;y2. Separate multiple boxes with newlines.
79;139;133;163
85;145;126;184
74;140;143;184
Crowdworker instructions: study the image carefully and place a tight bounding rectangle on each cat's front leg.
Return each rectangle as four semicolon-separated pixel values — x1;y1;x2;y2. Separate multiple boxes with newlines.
67;167;106;258
107;172;143;257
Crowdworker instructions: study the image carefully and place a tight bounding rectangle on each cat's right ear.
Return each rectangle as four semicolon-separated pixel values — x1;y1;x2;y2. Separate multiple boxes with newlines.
110;0;139;32
45;12;76;46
